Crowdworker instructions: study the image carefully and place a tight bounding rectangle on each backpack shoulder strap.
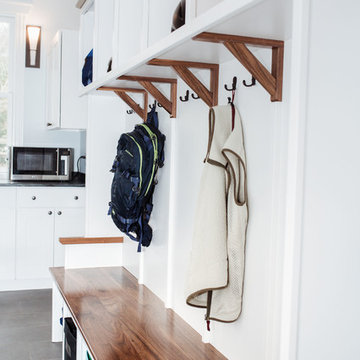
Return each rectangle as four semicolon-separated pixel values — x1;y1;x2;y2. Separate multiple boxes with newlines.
146;108;159;128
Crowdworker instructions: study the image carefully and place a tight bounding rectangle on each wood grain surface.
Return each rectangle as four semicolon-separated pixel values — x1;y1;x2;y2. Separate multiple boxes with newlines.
193;31;284;47
50;267;226;360
59;237;123;245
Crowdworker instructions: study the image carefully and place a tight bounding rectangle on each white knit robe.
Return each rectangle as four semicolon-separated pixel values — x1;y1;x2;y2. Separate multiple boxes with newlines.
185;104;248;322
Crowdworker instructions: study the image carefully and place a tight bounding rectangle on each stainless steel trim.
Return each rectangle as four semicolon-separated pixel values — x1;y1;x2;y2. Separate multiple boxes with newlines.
10;147;74;181
56;148;59;175
10;174;72;181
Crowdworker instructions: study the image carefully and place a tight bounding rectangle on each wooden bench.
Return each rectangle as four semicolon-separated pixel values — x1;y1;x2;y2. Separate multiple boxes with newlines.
50;266;226;360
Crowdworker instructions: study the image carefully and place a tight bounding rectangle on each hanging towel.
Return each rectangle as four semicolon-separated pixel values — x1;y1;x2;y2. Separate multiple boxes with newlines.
185;104;248;323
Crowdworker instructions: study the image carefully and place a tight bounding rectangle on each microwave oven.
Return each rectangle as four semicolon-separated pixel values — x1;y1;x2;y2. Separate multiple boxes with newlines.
10;147;73;181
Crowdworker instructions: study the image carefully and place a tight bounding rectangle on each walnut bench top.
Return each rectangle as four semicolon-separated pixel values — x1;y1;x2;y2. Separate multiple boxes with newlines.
50;266;226;360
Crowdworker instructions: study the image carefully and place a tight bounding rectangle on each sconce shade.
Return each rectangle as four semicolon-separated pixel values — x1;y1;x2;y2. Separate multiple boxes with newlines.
26;25;41;68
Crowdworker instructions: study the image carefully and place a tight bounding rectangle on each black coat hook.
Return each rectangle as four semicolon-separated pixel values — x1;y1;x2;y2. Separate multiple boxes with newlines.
149;100;157;109
149;100;163;109
224;76;237;91
191;92;200;99
126;103;140;114
243;76;256;87
179;90;190;102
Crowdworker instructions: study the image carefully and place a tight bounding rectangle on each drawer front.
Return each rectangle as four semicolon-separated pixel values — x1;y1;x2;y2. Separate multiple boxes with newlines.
0;188;16;208
17;187;85;208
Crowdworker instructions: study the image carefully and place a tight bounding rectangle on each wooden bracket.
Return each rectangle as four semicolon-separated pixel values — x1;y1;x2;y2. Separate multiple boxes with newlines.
118;76;177;118
147;59;219;107
98;86;148;121
193;32;284;102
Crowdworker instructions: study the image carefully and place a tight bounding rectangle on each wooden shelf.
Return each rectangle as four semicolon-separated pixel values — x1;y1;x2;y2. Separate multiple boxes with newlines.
59;236;123;245
81;0;288;98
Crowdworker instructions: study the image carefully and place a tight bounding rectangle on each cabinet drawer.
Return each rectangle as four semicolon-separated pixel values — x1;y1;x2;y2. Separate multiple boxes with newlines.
0;188;16;208
17;187;85;208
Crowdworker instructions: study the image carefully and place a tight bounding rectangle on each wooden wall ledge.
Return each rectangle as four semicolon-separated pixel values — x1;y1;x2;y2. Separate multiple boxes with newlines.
59;237;124;245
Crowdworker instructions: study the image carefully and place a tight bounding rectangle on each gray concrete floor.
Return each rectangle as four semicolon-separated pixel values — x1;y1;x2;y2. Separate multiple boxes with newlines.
0;289;62;360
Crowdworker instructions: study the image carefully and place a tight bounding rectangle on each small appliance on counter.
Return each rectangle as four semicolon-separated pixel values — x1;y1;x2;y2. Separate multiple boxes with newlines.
10;146;73;181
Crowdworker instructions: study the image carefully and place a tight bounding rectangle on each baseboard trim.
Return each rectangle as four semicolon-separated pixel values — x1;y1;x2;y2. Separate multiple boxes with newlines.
0;278;52;291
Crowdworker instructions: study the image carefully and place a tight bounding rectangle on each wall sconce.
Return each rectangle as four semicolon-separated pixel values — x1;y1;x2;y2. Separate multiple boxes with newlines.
25;25;41;68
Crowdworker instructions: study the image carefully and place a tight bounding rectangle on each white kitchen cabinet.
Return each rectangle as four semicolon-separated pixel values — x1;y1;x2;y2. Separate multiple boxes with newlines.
196;0;224;17
16;208;55;280
46;30;87;130
13;187;85;282
93;0;115;79
54;207;85;267
147;0;180;46
115;0;145;64
46;32;61;129
79;0;95;83
0;188;16;280
16;206;85;279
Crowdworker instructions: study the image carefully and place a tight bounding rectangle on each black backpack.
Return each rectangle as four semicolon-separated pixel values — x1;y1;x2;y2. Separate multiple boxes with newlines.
108;108;165;252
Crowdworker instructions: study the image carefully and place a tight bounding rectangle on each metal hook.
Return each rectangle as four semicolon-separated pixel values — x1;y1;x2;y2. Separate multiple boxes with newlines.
179;90;190;102
224;76;237;91
158;102;163;108
243;76;256;87
126;103;140;114
149;100;157;109
191;93;200;100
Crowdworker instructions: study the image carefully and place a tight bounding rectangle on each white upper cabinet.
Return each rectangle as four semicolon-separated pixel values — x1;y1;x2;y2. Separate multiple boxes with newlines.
79;0;95;83
0;188;16;281
195;0;224;17
82;0;147;80
46;32;61;129
115;0;146;65
93;0;115;78
46;30;88;130
147;0;181;46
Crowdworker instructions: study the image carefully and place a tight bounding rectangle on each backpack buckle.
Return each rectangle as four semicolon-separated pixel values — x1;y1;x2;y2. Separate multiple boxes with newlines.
132;186;140;194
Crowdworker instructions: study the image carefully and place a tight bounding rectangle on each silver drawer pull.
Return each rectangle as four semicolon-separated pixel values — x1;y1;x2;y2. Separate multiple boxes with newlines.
32;196;36;200
48;211;52;215
57;211;62;216
74;196;79;200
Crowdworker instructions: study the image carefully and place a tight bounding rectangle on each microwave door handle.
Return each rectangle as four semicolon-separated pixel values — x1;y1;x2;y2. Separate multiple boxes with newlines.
56;149;59;175
62;156;68;176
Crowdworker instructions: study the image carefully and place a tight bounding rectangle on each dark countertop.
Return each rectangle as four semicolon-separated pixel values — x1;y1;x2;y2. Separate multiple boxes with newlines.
0;173;85;187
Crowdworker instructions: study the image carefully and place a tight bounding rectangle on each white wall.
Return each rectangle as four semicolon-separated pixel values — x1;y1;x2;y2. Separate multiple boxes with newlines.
169;53;291;359
85;94;126;238
119;50;291;359
296;1;360;359
81;1;301;359
83;1;293;359
23;0;84;164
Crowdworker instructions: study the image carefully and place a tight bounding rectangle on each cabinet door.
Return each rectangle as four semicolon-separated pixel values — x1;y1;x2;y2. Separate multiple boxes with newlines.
60;30;87;130
16;208;54;279
46;33;61;129
116;0;145;63
53;208;85;267
0;208;16;280
147;0;180;46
